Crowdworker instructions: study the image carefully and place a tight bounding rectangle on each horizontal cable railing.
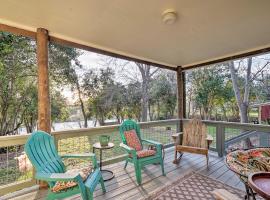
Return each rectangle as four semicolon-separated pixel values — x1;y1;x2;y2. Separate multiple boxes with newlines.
0;135;35;196
53;119;180;165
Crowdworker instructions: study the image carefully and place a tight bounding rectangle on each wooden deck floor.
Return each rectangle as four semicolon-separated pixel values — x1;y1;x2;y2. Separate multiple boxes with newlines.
7;147;244;200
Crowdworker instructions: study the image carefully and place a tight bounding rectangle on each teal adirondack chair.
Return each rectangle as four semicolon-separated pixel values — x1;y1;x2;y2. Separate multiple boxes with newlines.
25;131;106;200
119;120;165;185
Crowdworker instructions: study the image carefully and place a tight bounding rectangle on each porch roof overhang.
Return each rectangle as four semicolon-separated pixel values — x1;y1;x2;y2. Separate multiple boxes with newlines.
1;0;270;70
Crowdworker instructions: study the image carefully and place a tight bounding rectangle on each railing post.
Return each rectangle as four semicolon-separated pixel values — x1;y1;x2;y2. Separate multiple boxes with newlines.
259;133;269;147
216;124;225;157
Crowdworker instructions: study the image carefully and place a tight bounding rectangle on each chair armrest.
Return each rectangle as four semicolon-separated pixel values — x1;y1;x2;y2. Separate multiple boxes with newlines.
120;143;137;158
142;139;162;154
206;135;214;142
142;139;162;146
61;153;98;168
206;135;214;149
120;143;136;153
35;172;80;182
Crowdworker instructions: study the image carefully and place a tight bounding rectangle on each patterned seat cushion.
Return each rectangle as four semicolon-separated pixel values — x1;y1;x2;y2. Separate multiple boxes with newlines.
226;148;270;182
129;149;156;158
51;166;92;193
124;129;142;151
137;149;156;158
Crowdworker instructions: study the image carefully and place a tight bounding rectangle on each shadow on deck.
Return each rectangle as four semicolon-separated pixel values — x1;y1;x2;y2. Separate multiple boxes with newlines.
7;147;244;200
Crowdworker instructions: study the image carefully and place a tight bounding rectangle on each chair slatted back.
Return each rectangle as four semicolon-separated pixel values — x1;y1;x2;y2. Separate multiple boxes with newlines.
25;131;65;175
119;120;142;145
182;118;207;149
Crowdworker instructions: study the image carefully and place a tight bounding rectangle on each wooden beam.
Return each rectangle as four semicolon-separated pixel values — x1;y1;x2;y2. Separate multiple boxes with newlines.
49;36;177;71
177;66;185;119
37;28;51;133
183;46;270;71
177;66;186;135
0;23;36;38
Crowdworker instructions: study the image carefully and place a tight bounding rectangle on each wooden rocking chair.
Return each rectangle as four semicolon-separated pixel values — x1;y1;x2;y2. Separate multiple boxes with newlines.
174;118;213;165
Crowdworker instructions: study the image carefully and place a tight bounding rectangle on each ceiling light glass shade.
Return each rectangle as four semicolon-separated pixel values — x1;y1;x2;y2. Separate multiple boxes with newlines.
162;9;177;25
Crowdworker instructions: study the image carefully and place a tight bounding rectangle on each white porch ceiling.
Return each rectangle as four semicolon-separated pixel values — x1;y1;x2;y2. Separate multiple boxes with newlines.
0;0;270;68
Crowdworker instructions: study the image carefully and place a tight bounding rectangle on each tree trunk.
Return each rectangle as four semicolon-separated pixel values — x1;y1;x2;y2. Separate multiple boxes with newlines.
228;58;252;123
135;63;159;122
76;81;87;128
157;101;160;119
141;79;149;121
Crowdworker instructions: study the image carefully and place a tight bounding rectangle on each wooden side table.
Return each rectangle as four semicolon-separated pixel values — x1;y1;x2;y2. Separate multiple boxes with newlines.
172;132;183;164
93;142;115;181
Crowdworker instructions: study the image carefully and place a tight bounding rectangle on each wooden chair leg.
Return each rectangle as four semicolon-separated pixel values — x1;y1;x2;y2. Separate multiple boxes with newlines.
173;149;178;164
173;151;183;164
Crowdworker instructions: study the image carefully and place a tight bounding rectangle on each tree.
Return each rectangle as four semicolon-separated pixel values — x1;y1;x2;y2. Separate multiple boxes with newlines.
228;57;270;123
110;83;127;123
228;58;252;123
49;43;88;127
135;63;159;121
125;82;142;121
83;67;115;126
51;91;69;126
149;72;177;120
0;32;77;135
0;31;37;135
190;68;225;120
100;57;160;122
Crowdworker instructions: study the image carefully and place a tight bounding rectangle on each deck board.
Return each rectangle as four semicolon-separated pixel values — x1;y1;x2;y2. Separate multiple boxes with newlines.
5;147;244;200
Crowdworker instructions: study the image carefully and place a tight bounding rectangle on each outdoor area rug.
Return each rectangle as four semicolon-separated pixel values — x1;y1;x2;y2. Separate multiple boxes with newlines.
144;171;247;200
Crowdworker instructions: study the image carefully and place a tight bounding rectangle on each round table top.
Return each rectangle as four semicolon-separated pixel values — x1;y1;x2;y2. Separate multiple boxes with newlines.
93;142;114;149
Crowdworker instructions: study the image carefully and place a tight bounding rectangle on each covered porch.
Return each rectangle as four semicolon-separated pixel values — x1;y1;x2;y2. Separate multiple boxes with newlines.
1;0;270;199
6;148;242;200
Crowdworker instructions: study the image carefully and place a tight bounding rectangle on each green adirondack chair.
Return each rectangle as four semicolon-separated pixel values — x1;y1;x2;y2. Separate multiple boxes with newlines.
119;120;165;185
25;130;106;200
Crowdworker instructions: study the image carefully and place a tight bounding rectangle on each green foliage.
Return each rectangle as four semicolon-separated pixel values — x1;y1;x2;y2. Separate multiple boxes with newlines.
0;32;74;135
188;67;234;120
0;31;36;135
51;90;70;123
150;72;177;119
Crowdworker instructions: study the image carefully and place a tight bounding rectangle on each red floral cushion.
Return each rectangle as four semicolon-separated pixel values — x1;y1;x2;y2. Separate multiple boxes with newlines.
124;129;142;151
51;166;92;193
137;150;156;158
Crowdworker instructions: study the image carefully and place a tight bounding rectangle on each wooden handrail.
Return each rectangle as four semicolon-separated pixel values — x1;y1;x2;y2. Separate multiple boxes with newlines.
0;119;269;148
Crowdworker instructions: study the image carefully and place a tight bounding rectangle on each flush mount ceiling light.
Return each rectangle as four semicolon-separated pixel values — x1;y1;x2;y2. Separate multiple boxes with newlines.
162;9;177;25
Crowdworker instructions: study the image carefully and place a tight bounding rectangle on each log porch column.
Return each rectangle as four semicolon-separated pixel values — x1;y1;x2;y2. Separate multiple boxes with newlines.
177;66;186;131
37;28;51;133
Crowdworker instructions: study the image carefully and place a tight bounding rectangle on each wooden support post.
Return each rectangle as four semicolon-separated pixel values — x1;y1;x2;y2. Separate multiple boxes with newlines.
177;66;186;132
258;106;262;124
216;125;225;157
37;28;51;133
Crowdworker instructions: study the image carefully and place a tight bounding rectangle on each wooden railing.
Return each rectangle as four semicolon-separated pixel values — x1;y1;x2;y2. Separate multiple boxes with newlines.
0;118;269;195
